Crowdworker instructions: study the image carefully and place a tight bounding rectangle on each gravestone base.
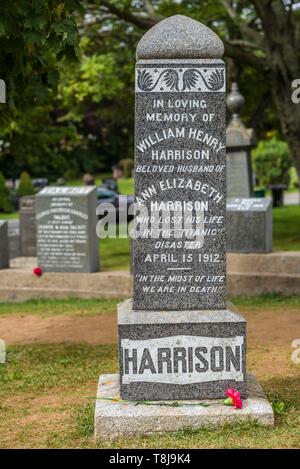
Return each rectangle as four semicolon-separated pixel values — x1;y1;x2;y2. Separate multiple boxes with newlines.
118;299;246;401
94;373;274;440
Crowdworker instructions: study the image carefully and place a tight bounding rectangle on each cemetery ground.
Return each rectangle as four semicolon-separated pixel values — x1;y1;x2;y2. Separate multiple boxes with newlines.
0;295;299;449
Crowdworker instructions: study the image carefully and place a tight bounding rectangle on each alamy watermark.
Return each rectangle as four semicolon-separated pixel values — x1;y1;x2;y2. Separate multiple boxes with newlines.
0;339;6;364
96;198;206;249
291;339;300;364
291;79;300;103
0;79;6;103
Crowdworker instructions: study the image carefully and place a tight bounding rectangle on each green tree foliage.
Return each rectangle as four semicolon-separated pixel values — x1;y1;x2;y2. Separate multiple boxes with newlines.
119;158;134;178
0;171;13;212
0;0;297;182
17;171;35;197
0;104;81;180
252;137;292;188
0;0;81;128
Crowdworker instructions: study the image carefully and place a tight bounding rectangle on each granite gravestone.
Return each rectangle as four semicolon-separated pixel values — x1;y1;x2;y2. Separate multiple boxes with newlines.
8;219;21;259
36;186;99;272
0;220;9;268
19;196;37;256
118;15;246;401
226;83;255;198
227;197;272;253
133;19;227;311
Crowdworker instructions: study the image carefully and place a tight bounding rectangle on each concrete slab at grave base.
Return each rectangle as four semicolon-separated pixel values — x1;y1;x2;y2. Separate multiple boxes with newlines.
227;251;300;296
94;373;274;440
0;264;132;302
0;252;299;302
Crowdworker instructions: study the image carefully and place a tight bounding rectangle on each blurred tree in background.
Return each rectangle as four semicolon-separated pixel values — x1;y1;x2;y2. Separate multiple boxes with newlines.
17;171;36;197
0;0;299;182
253;136;292;187
0;171;13;212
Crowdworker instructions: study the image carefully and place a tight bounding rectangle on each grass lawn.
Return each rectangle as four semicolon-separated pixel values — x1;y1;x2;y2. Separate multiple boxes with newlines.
0;212;19;219
0;293;299;317
0;295;299;448
66;175;134;195
1;343;299;449
273;206;300;251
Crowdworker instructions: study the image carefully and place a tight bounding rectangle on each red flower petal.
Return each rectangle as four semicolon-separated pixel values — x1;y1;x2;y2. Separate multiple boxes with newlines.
234;398;243;409
33;267;43;277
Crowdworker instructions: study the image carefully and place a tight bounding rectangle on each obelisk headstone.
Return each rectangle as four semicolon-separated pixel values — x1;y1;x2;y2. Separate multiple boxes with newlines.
133;15;227;311
95;15;274;438
118;15;246;400
226;83;255;198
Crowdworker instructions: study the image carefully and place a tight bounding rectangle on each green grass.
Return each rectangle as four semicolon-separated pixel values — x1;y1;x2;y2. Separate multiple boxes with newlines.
273;205;300;251
232;293;300;310
100;223;130;270
0;344;117;394
0;212;19;219
65;175;134;195
0;343;299;448
118;177;134;195
0;294;299;318
0;298;121;317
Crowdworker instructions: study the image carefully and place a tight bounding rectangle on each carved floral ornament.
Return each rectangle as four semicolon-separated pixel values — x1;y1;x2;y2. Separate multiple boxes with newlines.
136;67;225;93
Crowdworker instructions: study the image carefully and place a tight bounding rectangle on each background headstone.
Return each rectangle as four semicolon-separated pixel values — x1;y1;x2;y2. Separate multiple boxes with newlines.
0;220;9;268
227;197;272;253
7;219;21;259
226;83;255;198
36;186;99;272
19;195;37;256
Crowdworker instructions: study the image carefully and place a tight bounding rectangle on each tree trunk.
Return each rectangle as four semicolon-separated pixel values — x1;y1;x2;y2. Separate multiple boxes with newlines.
252;0;300;180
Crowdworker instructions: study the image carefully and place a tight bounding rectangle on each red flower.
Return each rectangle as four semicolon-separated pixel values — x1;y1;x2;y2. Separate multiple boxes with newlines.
225;388;236;399
225;388;243;409
234;398;243;409
33;267;43;277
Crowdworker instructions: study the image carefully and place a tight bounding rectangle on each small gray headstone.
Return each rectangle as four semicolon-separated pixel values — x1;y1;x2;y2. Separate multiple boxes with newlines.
226;197;272;253
0;220;9;268
7;219;21;259
36;186;99;272
20;196;37;256
226;83;254;198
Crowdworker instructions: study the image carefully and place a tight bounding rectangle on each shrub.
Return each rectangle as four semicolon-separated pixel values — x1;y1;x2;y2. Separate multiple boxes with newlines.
252;137;292;187
0;172;13;213
17;171;35;197
119;158;134;178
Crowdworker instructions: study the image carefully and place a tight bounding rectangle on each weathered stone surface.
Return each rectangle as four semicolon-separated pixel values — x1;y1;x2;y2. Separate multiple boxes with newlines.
136;15;224;60
8;220;21;260
36;186;99;272
227;198;272;253
118;299;246;400
94;373;274;440
226;83;255;198
133;55;226;310
0;221;9;269
19;196;37;256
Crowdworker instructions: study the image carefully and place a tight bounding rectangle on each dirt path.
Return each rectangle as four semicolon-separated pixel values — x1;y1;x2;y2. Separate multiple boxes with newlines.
0;308;299;347
0;314;118;345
